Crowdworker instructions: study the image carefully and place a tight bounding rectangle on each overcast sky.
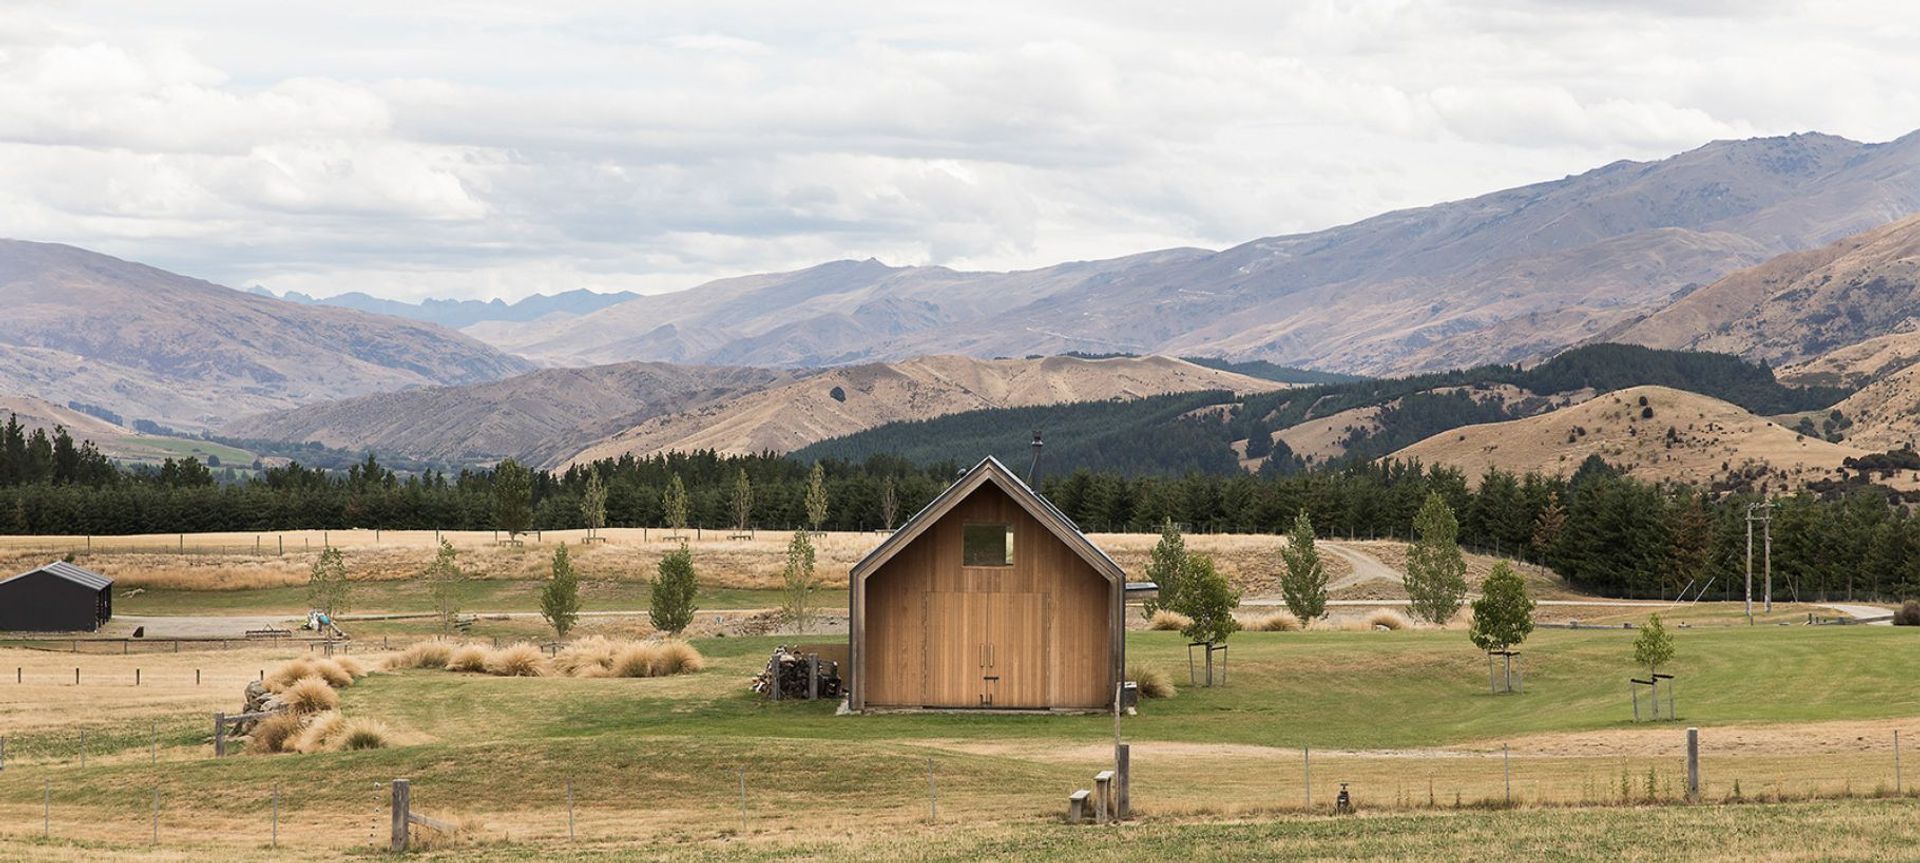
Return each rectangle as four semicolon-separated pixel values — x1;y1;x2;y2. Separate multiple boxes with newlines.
4;2;1918;303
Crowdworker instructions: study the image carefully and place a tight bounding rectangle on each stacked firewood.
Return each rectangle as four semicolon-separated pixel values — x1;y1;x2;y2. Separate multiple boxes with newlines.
749;645;843;699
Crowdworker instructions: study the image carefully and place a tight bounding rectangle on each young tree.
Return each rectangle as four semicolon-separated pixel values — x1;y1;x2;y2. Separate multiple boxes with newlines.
539;544;582;639
650;543;698;635
424;539;463;633
1633;612;1676;715
804;462;829;533
1140;518;1189;618
781;528;819;632
1469;561;1535;693
662;473;689;536
731;468;754;533
1179;553;1242;646
1531;491;1567;566
580;470;608;542
1405;492;1468;624
307;546;351;617
880;475;899;531
493;458;533;542
1279;510;1328;624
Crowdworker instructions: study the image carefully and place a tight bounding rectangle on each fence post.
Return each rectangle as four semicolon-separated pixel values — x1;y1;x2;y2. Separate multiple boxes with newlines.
390;779;411;853
1685;727;1701;803
567;779;575;840
214;713;226;758
1896;730;1903;794
737;767;748;831
808;654;819;700
927;756;938;823
1303;745;1311;807
272;783;279;848
1115;742;1131;819
1503;743;1511;804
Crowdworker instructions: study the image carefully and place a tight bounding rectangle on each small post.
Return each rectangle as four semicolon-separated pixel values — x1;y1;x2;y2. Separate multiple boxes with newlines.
1115;742;1131;819
135;668;140;686
1503;743;1511;804
808;653;820;700
1896;730;1903;794
151;721;157;764
1685;727;1701;803
927;756;938;823
390;779;411;853
1303;745;1312;807
79;731;86;769
214;712;226;758
151;786;159;844
1669;680;1677;720
1093;771;1113;825
74;667;79;686
43;779;49;837
272;783;279;848
567;779;575;840
738;767;748;831
1632;683;1640;722
196;669;200;686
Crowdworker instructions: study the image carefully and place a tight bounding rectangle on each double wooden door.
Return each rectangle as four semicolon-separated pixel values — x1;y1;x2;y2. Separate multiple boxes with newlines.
923;591;1047;708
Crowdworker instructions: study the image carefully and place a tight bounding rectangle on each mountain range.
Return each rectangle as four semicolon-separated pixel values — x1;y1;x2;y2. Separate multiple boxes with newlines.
250;286;639;329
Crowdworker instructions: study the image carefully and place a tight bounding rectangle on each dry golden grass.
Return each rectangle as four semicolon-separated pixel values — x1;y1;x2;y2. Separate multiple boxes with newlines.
650;640;704;675
332;655;369;678
336;717;393;751
1366;608;1414;631
483;643;547;677
288;710;347;754
1127;662;1176;699
550;635;620;677
1241;610;1302;631
247;711;303;754
384;641;453;670
1148;609;1193;631
447;644;490;672
277;676;339;715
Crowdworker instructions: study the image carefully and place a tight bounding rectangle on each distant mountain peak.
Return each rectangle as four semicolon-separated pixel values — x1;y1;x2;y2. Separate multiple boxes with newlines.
250;286;640;328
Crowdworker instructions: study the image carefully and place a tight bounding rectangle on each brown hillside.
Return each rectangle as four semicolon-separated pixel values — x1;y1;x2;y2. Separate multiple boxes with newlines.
1616;213;1920;367
564;355;1284;465
1390;385;1867;490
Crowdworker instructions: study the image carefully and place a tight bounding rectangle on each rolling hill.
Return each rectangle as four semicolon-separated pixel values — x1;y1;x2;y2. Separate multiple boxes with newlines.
224;362;809;466
0;240;536;430
0;394;255;467
1390;385;1868;490
470;130;1920;376
562;355;1282;467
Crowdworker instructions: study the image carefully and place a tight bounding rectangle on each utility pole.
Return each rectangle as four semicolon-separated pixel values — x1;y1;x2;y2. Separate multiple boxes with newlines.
1745;501;1772;623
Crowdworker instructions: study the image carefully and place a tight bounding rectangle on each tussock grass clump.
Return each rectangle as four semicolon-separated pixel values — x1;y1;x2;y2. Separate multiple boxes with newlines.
332;655;370;678
337;718;393;751
307;658;355;688
264;658;317;691
611;643;662;678
1896;600;1920;626
279;676;340;715
1148;609;1193;631
650;640;705;676
384;641;454;670
290;711;348;754
483;643;548;677
1127;662;1176;699
1243;610;1302;632
1365;608;1413;631
447;644;491;673
248;712;304;754
551;636;621;677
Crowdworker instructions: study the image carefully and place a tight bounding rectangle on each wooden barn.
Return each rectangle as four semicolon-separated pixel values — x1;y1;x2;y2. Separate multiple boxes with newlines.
849;456;1126;711
0;561;113;632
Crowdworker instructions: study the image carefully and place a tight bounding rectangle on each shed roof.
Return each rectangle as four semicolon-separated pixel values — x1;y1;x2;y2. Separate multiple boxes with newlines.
0;561;113;591
850;456;1126;584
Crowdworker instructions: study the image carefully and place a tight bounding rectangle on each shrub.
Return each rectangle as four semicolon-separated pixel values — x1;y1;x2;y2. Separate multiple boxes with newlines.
1148;609;1193;631
1896;601;1920;626
1366;608;1412;631
384;641;453;670
1127;662;1176;699
248;712;304;754
650;640;705;676
337;718;393;751
447;644;491;673
290;711;348;754
279;676;340;715
1243;610;1302;632
484;643;547;677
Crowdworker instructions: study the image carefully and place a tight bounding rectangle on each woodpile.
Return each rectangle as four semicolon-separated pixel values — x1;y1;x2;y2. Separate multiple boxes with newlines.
749;645;842;700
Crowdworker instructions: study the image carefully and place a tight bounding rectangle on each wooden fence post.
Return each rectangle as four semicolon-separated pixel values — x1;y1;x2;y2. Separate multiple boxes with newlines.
1503;743;1511;804
1303;745;1311;807
213;713;226;758
1115;742;1130;819
808;654;819;700
1686;727;1701;803
390;779;411;853
566;779;575;840
927;756;938;823
1093;770;1112;825
1896;730;1903;794
271;783;279;848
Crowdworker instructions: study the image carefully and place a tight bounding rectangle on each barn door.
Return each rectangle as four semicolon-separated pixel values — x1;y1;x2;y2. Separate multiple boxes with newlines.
986;593;1048;708
922;592;990;707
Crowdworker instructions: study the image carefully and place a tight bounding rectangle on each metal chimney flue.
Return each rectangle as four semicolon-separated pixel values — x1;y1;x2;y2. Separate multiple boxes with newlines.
1027;430;1044;484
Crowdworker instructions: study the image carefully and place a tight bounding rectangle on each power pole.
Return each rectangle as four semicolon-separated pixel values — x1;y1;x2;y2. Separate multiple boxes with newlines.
1745;501;1772;623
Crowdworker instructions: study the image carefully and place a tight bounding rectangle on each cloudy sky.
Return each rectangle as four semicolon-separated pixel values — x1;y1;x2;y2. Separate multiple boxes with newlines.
3;1;1918;302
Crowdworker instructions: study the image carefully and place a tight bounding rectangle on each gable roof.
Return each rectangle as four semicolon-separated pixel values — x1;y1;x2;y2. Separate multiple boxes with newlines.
851;456;1126;584
0;561;112;591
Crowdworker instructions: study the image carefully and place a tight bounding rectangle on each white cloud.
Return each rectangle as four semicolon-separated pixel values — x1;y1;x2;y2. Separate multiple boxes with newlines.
0;0;1917;302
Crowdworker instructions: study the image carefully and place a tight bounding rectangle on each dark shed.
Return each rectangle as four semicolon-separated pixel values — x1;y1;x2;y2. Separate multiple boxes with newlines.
0;561;113;632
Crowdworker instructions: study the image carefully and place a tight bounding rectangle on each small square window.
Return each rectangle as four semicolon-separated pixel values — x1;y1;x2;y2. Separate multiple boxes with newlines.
963;523;1014;567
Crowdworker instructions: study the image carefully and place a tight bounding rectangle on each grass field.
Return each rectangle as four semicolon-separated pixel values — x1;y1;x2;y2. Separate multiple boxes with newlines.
0;623;1913;861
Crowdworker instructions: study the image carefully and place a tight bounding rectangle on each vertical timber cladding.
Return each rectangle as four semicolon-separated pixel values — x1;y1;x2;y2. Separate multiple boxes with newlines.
863;481;1112;709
